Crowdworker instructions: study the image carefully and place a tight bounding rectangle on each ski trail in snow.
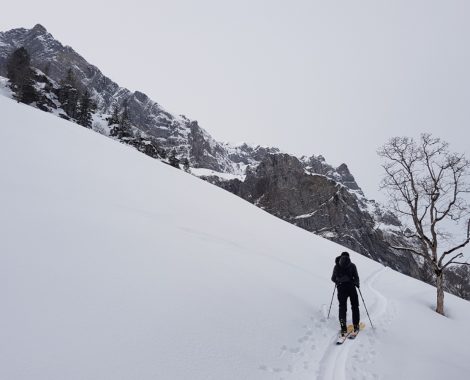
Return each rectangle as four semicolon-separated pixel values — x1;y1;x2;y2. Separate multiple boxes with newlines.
317;267;389;380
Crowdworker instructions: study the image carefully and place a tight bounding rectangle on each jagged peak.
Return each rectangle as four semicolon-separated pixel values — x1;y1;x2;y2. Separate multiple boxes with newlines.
31;24;47;34
336;163;350;173
133;91;149;103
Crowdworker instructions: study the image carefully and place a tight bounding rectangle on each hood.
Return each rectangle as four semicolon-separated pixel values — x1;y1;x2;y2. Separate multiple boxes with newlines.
339;255;351;267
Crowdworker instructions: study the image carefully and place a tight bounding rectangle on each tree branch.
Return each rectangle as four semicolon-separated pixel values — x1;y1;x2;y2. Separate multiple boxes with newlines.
390;245;429;260
443;252;465;269
439;241;470;266
439;219;470;267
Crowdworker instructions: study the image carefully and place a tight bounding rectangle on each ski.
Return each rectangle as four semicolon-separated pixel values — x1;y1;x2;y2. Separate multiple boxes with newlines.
336;331;351;345
336;322;365;344
348;322;366;339
336;324;354;345
348;330;359;339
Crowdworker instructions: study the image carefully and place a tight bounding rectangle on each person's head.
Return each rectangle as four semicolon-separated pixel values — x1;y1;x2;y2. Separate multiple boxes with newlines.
339;252;351;267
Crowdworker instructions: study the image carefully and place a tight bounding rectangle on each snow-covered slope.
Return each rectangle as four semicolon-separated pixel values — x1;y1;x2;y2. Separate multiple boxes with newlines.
1;95;469;380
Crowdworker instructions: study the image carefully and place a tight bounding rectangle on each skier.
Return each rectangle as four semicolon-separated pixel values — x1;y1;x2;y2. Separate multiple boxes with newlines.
331;251;360;338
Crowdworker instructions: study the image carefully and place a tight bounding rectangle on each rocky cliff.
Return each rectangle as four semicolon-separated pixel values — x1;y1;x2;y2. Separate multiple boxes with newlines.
203;154;425;279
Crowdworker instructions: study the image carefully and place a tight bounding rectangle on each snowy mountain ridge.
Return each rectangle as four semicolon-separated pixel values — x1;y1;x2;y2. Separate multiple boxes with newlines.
0;24;360;185
0;24;386;227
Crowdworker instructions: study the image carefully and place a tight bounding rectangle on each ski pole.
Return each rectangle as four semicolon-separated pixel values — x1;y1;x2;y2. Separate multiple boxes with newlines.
358;287;374;329
327;284;336;319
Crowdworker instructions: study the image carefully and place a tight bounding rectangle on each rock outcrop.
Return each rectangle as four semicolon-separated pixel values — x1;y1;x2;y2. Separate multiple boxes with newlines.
206;154;425;278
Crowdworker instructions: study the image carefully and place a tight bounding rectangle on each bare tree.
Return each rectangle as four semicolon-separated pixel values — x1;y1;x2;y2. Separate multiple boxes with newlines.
378;133;470;315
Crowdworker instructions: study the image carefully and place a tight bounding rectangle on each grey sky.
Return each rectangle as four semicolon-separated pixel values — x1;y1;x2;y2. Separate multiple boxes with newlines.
2;0;470;208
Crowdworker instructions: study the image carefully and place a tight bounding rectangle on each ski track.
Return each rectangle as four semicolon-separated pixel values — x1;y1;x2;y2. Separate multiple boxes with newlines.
316;267;391;380
257;267;392;380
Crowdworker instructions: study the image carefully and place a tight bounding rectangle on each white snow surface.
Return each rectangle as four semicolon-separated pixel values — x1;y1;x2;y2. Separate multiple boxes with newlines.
191;167;246;181
1;95;470;380
0;76;13;98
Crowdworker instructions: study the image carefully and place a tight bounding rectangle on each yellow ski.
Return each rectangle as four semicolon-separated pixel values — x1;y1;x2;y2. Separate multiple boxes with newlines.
348;322;366;339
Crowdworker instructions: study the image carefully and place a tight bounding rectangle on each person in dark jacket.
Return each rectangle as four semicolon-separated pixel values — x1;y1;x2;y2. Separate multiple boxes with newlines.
331;251;360;335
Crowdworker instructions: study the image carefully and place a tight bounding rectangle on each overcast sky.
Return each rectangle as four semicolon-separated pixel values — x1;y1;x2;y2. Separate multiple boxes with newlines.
2;0;469;207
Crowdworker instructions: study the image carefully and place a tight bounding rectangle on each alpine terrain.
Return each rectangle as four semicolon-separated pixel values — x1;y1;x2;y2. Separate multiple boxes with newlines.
0;24;468;299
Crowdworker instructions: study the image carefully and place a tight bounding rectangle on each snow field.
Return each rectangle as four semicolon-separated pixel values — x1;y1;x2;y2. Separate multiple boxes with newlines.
1;95;469;380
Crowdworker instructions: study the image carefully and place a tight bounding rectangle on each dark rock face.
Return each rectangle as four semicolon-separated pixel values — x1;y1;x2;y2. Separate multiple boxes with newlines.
226;143;281;165
446;265;470;300
206;154;426;279
188;121;228;170
336;163;361;191
301;155;362;192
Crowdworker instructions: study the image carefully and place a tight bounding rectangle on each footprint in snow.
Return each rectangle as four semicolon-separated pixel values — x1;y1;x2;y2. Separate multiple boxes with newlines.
289;347;301;354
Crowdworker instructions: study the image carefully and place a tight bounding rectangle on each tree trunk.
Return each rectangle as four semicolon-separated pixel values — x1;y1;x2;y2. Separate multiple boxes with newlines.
436;271;445;315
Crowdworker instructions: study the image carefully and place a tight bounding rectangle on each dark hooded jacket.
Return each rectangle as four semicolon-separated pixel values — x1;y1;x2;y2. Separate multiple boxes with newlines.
331;255;360;287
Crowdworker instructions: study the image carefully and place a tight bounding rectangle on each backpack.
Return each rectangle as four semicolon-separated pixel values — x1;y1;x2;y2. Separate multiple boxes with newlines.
334;256;353;284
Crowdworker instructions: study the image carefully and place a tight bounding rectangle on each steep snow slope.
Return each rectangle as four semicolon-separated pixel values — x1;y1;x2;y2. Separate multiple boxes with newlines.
1;95;469;380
